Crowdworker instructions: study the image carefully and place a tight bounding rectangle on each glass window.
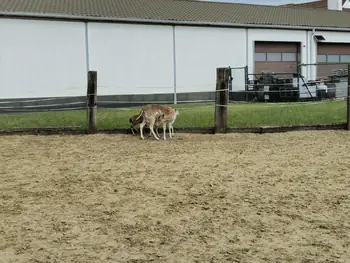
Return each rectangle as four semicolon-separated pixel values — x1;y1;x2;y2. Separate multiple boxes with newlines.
340;55;350;63
282;52;296;61
327;55;340;63
255;53;266;62
267;52;282;61
317;55;327;63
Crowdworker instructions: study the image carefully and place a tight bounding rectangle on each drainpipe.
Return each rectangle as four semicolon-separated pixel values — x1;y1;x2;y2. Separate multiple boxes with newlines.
84;22;90;74
311;28;316;81
172;26;177;105
305;31;309;80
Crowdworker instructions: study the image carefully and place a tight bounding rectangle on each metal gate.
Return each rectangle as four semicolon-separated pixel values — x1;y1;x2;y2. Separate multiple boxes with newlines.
229;66;248;102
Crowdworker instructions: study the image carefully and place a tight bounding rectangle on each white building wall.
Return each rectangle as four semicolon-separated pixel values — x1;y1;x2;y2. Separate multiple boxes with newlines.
0;18;87;99
315;30;350;43
308;30;350;81
344;0;350;8
2;17;350;100
174;26;247;93
247;28;309;80
88;23;174;96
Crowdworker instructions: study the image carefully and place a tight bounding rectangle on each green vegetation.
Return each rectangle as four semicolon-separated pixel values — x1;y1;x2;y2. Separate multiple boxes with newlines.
0;100;346;130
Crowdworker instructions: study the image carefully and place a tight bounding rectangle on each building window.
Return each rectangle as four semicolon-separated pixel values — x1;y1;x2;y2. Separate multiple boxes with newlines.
255;52;298;62
267;52;282;61
255;53;266;62
282;52;297;61
327;55;340;63
340;55;350;63
317;54;327;63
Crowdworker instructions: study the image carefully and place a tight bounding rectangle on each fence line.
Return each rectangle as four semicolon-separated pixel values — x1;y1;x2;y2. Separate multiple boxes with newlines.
2;99;343;113
0;97;81;104
0;108;86;114
1;84;348;107
0;66;349;134
216;65;350;133
0;102;85;109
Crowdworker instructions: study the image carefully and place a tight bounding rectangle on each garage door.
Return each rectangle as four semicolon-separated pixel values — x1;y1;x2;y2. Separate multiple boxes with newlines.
317;43;350;79
254;41;300;77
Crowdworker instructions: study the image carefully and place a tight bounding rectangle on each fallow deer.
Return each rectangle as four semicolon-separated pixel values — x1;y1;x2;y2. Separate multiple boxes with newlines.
135;104;179;140
129;113;164;137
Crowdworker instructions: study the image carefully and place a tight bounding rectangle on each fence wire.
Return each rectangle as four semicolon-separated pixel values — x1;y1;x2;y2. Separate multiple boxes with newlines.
226;64;349;129
0;92;88;131
298;63;349;100
0;66;348;133
229;64;349;103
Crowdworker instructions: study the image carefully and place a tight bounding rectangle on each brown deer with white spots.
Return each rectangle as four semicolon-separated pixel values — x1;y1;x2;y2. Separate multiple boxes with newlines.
135;104;179;140
129;113;164;137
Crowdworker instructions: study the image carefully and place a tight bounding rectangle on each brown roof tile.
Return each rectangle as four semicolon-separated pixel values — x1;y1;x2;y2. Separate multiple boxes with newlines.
0;0;349;29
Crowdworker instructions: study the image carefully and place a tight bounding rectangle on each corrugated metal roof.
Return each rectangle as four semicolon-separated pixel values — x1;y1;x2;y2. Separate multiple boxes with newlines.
0;0;350;29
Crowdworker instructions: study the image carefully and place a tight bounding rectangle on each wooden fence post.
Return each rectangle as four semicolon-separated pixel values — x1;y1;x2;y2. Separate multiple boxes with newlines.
214;67;230;133
347;64;350;131
87;71;97;134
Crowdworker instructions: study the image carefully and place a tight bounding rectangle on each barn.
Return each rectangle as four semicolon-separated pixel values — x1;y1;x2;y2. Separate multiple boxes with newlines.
0;0;350;105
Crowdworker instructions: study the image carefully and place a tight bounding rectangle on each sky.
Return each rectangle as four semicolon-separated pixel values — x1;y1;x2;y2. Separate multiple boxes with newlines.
203;0;317;5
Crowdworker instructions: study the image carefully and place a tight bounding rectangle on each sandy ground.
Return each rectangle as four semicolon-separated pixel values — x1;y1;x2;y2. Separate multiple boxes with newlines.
0;131;350;263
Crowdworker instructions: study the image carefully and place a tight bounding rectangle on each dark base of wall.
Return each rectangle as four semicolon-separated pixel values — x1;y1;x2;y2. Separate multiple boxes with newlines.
0;90;337;114
0;91;219;113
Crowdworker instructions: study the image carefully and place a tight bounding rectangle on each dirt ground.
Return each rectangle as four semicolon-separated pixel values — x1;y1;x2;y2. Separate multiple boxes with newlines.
0;131;350;263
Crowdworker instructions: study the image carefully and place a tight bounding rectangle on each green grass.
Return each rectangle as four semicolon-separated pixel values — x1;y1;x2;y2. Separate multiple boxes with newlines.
0;100;346;130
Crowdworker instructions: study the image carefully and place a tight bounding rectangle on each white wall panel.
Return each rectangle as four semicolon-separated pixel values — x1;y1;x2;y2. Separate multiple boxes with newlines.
307;30;350;81
88;23;174;95
3;17;350;100
317;31;350;43
0;18;86;99
175;26;247;92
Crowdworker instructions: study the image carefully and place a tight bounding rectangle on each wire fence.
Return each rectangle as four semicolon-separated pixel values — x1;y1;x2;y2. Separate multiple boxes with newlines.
0;65;349;134
224;64;350;132
0;96;87;113
0;94;87;131
298;63;348;100
0;84;218;131
230;63;349;103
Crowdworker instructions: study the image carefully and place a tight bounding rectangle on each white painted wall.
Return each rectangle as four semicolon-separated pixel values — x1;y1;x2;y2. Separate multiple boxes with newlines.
298;30;350;81
315;30;350;43
309;30;350;80
3;17;350;100
88;23;174;96
344;0;350;8
327;0;343;10
174;26;247;93
247;28;309;79
0;18;86;99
